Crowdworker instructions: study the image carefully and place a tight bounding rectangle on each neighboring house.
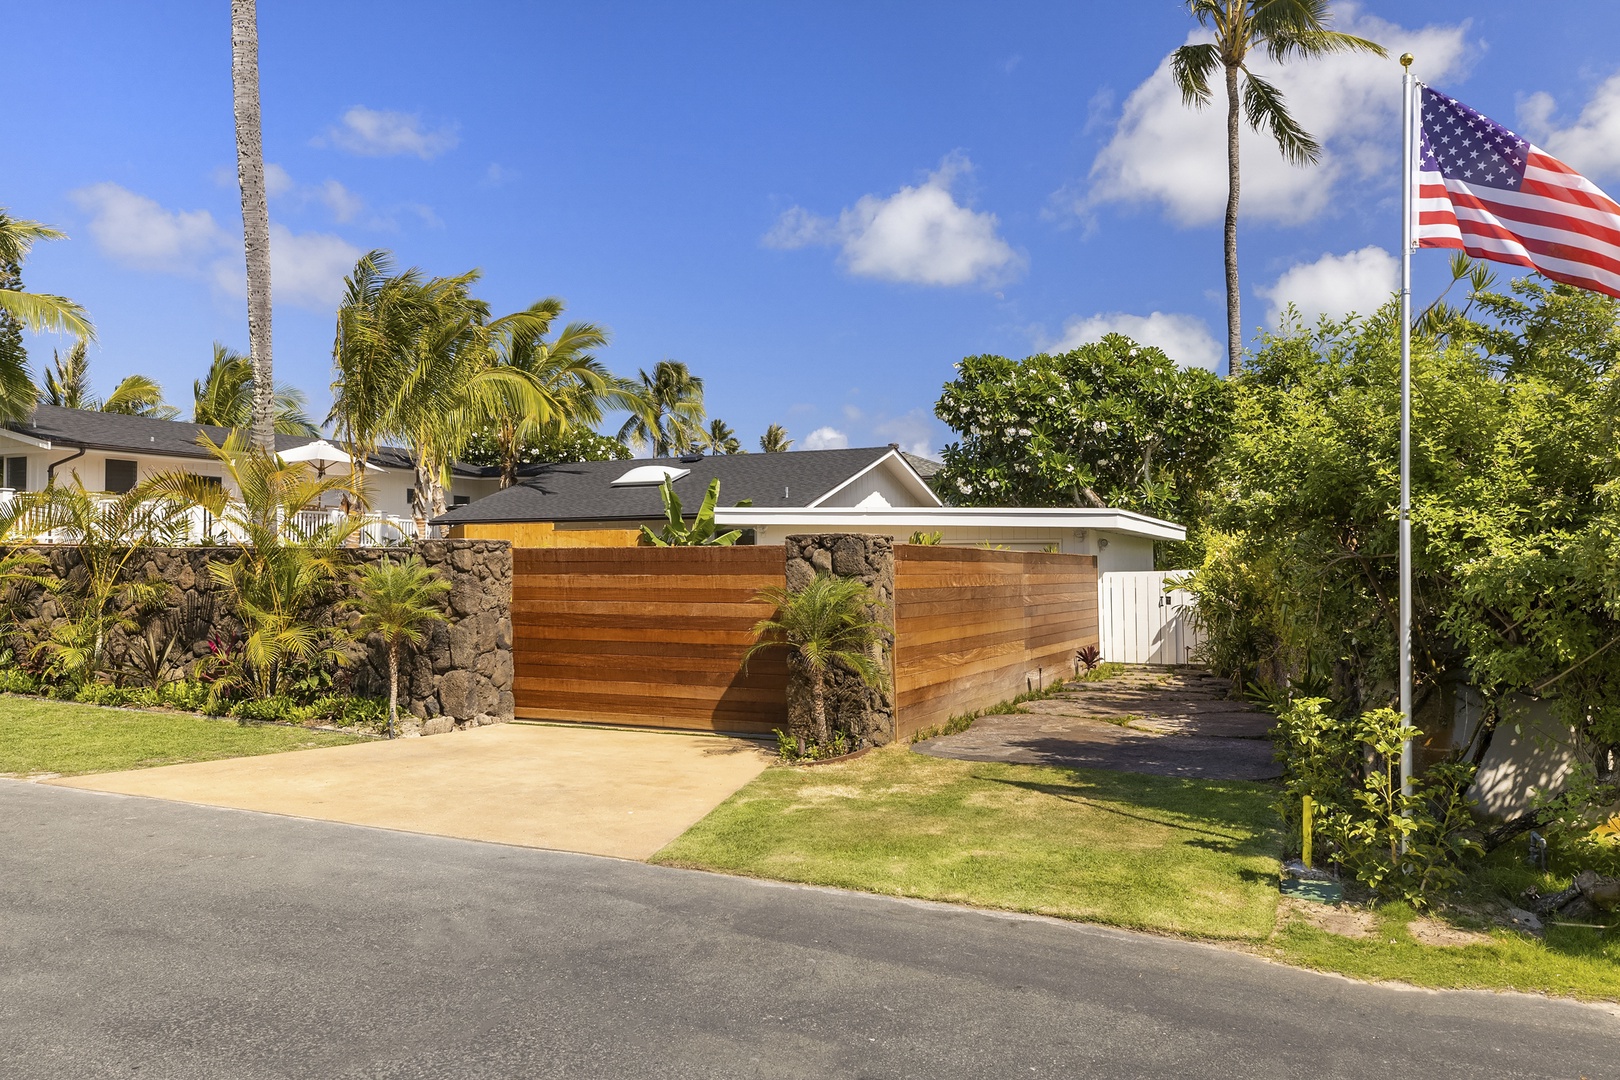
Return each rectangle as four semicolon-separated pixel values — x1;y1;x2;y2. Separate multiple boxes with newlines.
0;405;502;529
435;444;1180;572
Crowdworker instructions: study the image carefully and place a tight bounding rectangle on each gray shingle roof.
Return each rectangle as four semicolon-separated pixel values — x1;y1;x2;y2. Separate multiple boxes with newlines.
7;405;488;476
433;447;900;524
902;451;943;479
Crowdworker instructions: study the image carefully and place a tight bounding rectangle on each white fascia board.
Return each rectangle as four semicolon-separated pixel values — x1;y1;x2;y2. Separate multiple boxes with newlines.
807;450;943;508
715;505;1186;542
0;428;52;450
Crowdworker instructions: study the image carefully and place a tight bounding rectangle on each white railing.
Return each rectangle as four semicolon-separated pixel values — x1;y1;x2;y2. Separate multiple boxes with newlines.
0;489;422;547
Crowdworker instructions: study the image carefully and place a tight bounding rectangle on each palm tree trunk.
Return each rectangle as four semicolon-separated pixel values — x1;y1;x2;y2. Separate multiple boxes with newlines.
1224;61;1242;377
810;670;829;747
387;640;399;739
231;0;275;456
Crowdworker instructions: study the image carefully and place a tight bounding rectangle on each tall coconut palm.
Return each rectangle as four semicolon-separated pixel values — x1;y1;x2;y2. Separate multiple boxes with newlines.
747;573;889;748
344;556;450;738
1169;0;1383;374
618;360;705;457
699;419;743;456
0;211;95;422
41;340;177;418
231;0;275;453
759;424;793;453
193;342;319;435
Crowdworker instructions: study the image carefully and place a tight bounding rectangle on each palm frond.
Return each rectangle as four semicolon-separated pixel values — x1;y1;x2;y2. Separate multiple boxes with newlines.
1240;68;1321;165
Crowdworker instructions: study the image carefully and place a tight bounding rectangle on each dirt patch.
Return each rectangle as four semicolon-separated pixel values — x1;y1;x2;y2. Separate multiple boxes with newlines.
1407;917;1491;947
1281;897;1377;939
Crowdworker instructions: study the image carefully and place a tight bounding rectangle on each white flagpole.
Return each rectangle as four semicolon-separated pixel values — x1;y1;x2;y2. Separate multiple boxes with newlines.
1399;53;1416;803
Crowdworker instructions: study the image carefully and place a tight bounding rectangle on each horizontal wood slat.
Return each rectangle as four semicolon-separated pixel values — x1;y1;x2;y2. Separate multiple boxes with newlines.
511;545;788;734
892;546;1098;740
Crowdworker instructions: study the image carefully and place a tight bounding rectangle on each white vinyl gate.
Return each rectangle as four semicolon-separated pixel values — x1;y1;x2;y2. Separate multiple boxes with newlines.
1098;571;1203;665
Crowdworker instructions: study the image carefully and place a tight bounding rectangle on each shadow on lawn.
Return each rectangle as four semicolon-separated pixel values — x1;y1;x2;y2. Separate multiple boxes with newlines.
983;767;1283;863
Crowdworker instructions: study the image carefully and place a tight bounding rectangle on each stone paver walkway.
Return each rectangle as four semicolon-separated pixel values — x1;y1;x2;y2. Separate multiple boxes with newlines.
914;667;1279;781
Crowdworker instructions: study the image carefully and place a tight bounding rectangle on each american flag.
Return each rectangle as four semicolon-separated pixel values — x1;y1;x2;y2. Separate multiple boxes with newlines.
1415;86;1620;300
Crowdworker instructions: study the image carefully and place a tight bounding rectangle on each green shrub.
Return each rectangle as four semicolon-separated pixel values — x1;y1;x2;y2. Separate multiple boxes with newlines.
1273;698;1482;906
72;683;142;707
0;666;38;695
159;681;211;712
229;696;304;724
301;695;388;733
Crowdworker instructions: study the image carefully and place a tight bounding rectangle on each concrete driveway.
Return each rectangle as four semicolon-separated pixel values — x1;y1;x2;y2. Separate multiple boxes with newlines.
47;722;771;859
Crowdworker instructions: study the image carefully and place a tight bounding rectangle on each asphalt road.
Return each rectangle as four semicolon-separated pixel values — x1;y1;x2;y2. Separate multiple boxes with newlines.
1;781;1613;1079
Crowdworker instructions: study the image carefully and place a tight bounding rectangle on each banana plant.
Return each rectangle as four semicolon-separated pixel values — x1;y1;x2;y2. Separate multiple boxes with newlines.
639;477;742;546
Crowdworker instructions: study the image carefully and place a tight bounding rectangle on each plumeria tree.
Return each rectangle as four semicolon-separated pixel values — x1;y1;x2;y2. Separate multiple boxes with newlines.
933;336;1232;541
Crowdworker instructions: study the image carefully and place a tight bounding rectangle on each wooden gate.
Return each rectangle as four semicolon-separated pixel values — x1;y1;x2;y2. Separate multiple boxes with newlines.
510;546;789;734
1098;571;1202;665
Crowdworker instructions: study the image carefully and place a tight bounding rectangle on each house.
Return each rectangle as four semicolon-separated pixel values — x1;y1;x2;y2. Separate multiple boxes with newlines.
0;405;503;537
434;444;1181;572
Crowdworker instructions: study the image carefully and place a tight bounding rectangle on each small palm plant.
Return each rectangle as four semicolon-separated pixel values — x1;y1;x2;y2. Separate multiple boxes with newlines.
748;573;888;749
345;556;450;737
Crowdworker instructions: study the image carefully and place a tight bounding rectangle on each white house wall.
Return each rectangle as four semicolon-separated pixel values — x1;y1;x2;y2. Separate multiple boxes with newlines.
812;459;929;508
747;522;1155;570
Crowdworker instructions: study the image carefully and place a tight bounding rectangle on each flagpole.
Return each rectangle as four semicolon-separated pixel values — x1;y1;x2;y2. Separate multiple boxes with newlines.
1399;53;1415;805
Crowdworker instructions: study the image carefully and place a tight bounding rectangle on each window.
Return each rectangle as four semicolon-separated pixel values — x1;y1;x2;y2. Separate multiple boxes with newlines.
105;459;138;494
453;495;470;507
3;456;25;491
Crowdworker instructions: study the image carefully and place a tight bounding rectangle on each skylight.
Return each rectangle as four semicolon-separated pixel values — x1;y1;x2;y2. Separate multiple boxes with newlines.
611;465;690;487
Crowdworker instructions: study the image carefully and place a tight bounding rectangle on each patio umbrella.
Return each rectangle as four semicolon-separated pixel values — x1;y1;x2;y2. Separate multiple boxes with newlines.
278;439;382;479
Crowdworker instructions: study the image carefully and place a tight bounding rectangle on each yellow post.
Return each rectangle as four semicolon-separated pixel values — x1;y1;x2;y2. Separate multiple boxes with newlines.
1302;795;1315;870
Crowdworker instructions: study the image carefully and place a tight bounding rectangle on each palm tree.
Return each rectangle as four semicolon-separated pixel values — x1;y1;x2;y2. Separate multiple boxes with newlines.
344;556;450;737
330;252;558;528
1169;0;1383;374
759;424;793;453
0;211;95;422
193;342;319;435
41;340;177;418
617;360;705;457
230;0;275;453
699;419;743;456
142;431;365;700
483;298;642;487
748;573;888;748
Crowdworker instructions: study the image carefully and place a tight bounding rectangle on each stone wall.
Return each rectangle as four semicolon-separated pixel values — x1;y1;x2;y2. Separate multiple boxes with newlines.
7;539;513;737
782;534;896;746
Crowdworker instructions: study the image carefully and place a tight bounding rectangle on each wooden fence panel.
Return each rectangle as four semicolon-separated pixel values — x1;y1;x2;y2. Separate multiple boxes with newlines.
511;546;788;734
893;546;1098;740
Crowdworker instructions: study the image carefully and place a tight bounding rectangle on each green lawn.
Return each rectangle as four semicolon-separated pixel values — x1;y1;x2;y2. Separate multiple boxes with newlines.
0;696;364;777
654;746;1283;940
656;745;1620;1000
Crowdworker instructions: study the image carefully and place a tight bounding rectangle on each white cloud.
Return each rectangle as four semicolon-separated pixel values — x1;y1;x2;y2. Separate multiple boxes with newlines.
1519;73;1620;181
1258;246;1397;326
72;181;357;312
1045;311;1222;371
872;409;942;459
70;182;231;271
319;105;458;159
263;163;295;198
315;179;365;224
764;155;1021;287
1084;11;1471;226
802;426;850;450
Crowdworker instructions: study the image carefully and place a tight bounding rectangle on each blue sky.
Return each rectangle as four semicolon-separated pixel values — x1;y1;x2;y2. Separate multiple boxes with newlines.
7;2;1620;457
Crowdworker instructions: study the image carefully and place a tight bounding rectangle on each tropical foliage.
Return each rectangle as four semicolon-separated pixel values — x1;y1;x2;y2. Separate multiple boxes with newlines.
42;339;176;418
0;210;95;421
1186;280;1620;786
748;574;888;748
143;432;364;700
1168;0;1383;371
330;251;561;527
638;477;742;547
759;423;793;453
344;555;449;737
700;418;744;455
618;360;706;456
193;342;319;435
933;335;1232;541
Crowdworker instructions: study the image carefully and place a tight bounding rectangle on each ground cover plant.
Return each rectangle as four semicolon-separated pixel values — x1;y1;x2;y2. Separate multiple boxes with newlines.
0;695;361;777
655;747;1282;940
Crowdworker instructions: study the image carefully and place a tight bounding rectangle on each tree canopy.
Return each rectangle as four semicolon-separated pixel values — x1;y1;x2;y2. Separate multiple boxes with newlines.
933;335;1232;536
